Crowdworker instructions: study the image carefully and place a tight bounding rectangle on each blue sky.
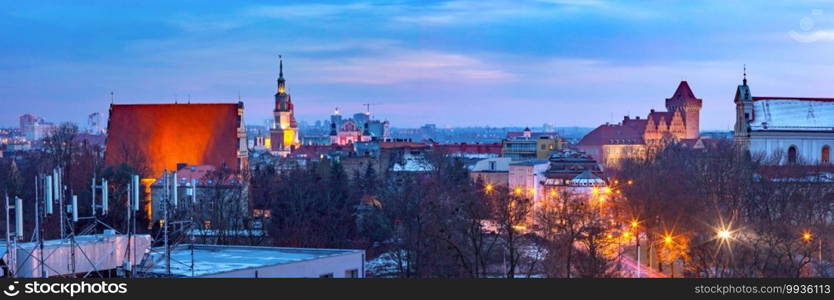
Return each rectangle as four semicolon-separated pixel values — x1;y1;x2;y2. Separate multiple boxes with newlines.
2;0;834;129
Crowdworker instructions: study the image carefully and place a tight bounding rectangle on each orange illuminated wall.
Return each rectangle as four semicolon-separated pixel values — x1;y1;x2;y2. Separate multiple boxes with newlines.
104;103;240;178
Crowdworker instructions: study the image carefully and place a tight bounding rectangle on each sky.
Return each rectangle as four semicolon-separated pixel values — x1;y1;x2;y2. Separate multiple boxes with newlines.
2;0;834;130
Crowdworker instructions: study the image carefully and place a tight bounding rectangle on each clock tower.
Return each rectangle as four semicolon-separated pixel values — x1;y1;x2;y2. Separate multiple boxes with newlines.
270;55;299;156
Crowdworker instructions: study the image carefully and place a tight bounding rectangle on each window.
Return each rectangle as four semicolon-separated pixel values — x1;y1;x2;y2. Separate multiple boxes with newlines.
319;273;334;278
823;145;830;164
788;146;798;165
345;269;359;278
489;161;496;171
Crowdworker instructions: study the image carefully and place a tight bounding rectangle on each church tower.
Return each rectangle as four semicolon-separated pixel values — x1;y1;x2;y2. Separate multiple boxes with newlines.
665;81;703;139
270;55;299;156
733;68;753;147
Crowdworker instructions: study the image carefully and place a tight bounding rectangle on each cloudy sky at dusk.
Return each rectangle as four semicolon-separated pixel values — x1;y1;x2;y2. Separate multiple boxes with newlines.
2;0;834;129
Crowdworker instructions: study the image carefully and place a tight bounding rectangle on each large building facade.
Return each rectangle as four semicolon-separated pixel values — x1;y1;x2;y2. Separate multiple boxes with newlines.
734;75;834;165
105;103;248;178
578;81;702;169
270;56;299;156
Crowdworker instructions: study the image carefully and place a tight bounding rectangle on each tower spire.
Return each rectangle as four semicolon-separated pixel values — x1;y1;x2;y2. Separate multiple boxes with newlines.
277;54;286;94
743;64;747;86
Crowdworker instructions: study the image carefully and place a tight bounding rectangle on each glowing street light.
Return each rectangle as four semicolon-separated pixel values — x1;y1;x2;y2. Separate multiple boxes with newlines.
717;229;732;240
630;219;639;229
663;234;674;245
627;180;634;185
802;232;813;242
513;187;522;195
485;184;494;193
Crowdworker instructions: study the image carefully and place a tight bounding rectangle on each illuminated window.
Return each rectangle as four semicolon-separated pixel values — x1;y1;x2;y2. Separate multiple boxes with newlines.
788;146;798;165
253;209;272;218
823;145;830;164
203;220;212;229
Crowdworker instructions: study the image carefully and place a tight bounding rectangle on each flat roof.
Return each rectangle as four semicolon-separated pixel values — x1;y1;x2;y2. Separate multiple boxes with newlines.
0;233;151;253
143;244;363;277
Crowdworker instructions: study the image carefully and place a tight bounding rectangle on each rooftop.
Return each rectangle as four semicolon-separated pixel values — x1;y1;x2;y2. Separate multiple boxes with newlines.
142;244;363;277
749;98;834;132
578;123;644;146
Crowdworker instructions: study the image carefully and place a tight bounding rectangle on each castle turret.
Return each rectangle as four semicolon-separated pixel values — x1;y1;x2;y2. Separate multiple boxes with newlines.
665;81;702;139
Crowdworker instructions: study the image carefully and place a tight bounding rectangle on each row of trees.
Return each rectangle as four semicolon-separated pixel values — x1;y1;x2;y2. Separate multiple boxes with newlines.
256;151;624;277
616;140;834;277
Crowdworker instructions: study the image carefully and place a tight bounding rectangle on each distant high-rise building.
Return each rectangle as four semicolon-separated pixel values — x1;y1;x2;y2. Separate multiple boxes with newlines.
19;113;55;141
270;56;299;156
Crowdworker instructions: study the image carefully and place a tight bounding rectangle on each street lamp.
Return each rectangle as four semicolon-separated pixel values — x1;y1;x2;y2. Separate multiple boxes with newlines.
717;229;732;241
485;184;494;193
712;223;736;278
802;231;822;268
629;219;640;278
663;234;674;245
802;232;813;242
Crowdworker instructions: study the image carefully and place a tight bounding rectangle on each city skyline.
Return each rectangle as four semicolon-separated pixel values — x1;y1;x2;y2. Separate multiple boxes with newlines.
2;1;834;129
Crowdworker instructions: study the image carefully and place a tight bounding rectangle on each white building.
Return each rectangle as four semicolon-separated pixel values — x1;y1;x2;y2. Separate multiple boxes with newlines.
1;233;152;278
141;244;365;278
508;159;550;203
734;76;834;165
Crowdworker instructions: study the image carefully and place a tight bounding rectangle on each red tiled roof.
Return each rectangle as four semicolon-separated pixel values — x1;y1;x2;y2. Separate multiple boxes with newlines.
289;144;348;158
578;123;645;146
671;81;696;100
104;103;240;178
666;81;702;108
622;118;648;131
